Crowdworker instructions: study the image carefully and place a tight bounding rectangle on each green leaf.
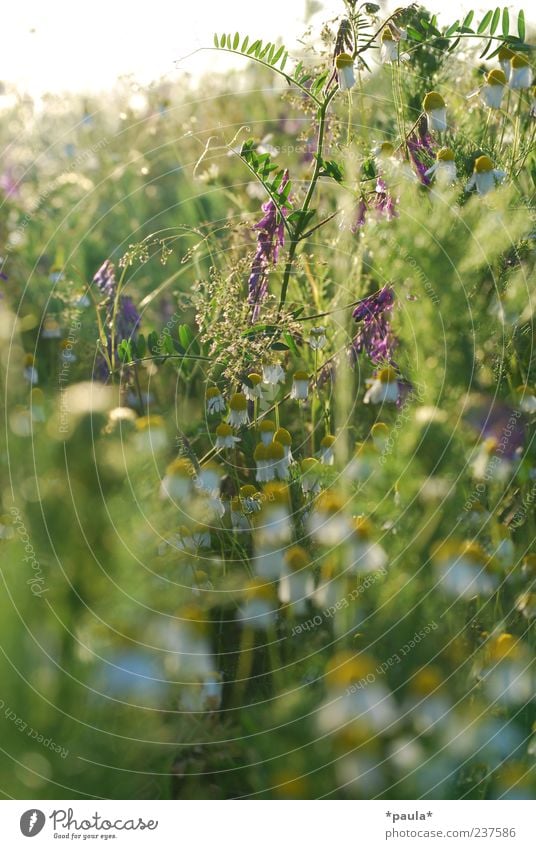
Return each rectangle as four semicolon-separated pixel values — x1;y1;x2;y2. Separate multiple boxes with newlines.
270;341;290;351
136;333;146;357
147;330;159;354
242;324;278;338
248;39;261;55
271;44;285;65
163;334;175;356
220;33;226;48
406;26;424;42
477;10;493;33
283;331;299;356
479;37;493;58
490;7;501;35
213;33;219;48
502;7;509;37
179;324;194;349
117;339;132;363
233;32;239;50
518;9;525;41
173;340;186;355
241;35;249;52
445;20;460;37
462;10;475;28
311;70;329;95
316;156;344;183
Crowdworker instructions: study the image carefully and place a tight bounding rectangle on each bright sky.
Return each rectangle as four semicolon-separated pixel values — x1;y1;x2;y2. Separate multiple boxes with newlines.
0;0;527;96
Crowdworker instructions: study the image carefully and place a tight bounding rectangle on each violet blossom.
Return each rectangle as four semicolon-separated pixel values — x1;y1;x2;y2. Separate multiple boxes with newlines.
92;260;141;380
407;132;436;186
247;171;289;320
351;286;397;365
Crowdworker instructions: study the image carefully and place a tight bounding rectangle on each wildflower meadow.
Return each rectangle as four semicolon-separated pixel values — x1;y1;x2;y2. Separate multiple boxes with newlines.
1;1;536;807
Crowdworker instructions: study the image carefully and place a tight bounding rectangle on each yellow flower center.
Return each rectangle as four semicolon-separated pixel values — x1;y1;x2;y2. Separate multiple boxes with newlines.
229;392;247;411
474;155;494;174
274;427;292;446
423;91;445;111
486;69;507;86
437;147;455;162
335;52;354;69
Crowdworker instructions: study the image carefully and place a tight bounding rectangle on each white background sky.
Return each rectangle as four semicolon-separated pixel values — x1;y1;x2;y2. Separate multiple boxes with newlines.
0;0;528;96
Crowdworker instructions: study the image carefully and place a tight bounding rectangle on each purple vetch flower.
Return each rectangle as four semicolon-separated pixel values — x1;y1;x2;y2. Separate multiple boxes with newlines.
0;168;20;199
352;178;398;231
407;132;436;186
464;395;525;461
351;286;397;365
92;260;141;381
93;259;117;299
247;171;289;320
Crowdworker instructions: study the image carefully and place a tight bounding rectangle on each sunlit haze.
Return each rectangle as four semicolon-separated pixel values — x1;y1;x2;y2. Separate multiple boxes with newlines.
1;0;527;96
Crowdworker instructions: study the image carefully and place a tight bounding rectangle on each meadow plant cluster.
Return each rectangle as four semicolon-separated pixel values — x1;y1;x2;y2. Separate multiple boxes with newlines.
0;2;536;799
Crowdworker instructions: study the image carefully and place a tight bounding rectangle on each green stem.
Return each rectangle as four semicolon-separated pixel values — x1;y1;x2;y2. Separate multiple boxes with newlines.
278;88;337;316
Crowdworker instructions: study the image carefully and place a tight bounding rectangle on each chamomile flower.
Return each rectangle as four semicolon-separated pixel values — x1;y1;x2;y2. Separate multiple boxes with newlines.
498;45;514;81
160;457;194;500
254;443;270;483
255;483;292;543
279;546;312;614
466;155;506;195
239;484;262;513
230;496;251;532
370;422;389;450
347;517;388;574
336;52;356;91
480;69;508;109
41;316;62;338
258;419;276;445
215;422;240;450
363;366;399;404
195;461;221;496
23;354;38;385
380;27;399;64
179;672;223;713
206;386;225;415
425;147;457;185
319;434;336;465
423;91;447;133
309;491;351;545
510;54;533;90
60;339;77;363
290;370;309;401
472;436;516;481
274;427;293;464
318;652;400;735
432;540;498;599
403;667;452;735
134;415;167;452
262;363;285;386
308;325;327;350
238;579;278;630
481;633;534;706
162;604;214;679
515;385;536;413
345;441;378;482
253;545;284;580
301;458;322;495
380;27;398;65
242;372;263;401
266;440;289;480
227;392;249;428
